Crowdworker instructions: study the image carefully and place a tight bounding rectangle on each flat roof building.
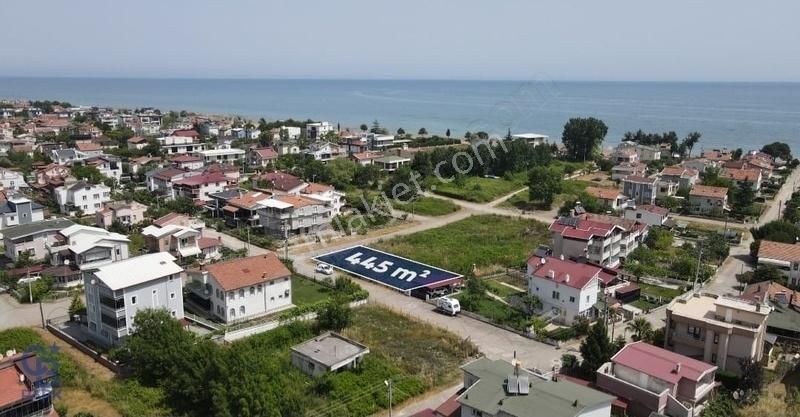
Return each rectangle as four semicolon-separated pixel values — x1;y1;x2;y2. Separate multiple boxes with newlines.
290;332;369;376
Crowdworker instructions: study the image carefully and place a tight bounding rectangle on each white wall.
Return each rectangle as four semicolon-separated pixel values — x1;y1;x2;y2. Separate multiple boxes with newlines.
212;276;292;322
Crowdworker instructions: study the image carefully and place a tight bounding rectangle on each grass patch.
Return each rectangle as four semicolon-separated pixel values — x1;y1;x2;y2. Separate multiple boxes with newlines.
484;279;526;298
391;196;460;216
638;282;683;300
291;275;332;306
500;179;593;211
631;299;658;311
428;173;527;203
455;293;530;331
372;214;550;275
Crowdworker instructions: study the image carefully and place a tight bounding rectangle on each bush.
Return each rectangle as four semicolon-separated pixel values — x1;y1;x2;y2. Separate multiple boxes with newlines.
715;370;739;390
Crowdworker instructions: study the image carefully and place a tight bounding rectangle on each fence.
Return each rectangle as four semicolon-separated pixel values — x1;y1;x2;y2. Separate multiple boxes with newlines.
222;299;368;342
45;316;123;374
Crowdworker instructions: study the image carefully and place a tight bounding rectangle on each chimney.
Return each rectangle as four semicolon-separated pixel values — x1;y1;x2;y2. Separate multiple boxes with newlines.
559;254;564;261
673;363;681;374
569;209;575;217
548;270;555;279
540;258;546;265
564;274;570;283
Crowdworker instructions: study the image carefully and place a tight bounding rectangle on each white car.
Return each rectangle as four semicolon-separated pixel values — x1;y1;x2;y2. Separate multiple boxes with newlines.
315;263;334;275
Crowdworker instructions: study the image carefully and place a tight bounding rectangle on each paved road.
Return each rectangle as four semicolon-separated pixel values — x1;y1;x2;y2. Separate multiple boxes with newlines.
0;294;72;330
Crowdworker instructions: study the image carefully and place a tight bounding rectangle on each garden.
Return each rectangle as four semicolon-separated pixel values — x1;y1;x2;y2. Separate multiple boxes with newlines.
428;173;527;203
371;214;550;275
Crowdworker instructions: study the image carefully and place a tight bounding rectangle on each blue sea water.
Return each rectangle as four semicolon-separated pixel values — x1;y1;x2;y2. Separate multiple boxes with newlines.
1;77;799;152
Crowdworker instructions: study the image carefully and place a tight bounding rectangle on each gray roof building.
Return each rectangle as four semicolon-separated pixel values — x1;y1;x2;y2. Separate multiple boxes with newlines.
459;357;614;417
290;332;369;377
3;218;74;241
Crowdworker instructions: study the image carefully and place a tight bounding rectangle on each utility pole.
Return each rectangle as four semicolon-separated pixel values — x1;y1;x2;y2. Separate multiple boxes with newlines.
384;380;393;417
27;267;33;304
692;247;703;290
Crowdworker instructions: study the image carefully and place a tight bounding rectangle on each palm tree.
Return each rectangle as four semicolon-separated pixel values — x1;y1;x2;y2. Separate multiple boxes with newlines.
626;317;654;342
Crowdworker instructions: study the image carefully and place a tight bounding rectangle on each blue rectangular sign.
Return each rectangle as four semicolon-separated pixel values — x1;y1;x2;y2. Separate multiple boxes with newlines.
313;245;462;291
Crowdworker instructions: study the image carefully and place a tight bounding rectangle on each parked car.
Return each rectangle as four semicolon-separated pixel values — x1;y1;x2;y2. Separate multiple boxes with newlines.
315;263;334;275
436;297;461;316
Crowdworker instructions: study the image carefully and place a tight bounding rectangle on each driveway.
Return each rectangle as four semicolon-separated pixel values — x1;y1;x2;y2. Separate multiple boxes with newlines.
0;294;72;330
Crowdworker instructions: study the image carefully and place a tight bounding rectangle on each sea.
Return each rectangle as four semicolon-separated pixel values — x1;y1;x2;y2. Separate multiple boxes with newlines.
1;77;799;152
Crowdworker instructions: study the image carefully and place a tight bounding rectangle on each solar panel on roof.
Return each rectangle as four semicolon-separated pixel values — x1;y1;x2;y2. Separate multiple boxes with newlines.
507;375;520;394
558;217;579;227
518;376;530;395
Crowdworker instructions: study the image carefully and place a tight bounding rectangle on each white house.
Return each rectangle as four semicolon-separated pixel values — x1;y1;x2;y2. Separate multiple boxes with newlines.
0;194;45;237
54;181;112;215
146;167;195;198
527;255;602;324
188;253;292;323
2;219;74;263
300;183;346;216
172;172;232;202
0;168;27;190
550;213;647;268
47;224;130;287
305;142;341;162
306;122;334;140
83;252;185;346
197;145;245;164
510;133;548;147
756;240;800;287
156;135;206;155
623;205;670;227
169;154;205;171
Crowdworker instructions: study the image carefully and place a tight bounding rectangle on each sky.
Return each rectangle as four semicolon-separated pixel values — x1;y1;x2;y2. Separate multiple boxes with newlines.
2;0;799;81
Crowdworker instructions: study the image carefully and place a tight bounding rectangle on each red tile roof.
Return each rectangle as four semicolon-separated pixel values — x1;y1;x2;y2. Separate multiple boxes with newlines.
690;185;728;199
740;280;800;308
720;168;761;182
611;341;716;384
76;142;102;152
660;166;698;178
0;365;25;408
585;186;622;201
171;154;203;162
198;237;221;250
172;129;199;138
637;205;669;216
301;182;333;194
173;172;228;186
260;171;304;192
252;147;277;160
527;256;601;289
623;175;657;184
127;136;147;144
153;212;189;227
205;253;291;291
757;240;800;263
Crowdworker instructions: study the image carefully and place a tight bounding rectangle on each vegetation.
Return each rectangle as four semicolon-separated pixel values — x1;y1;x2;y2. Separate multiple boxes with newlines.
761;141;793;161
626;318;654;342
561;117;608;161
390;196;459;217
372;215;549;275
579;322;613;380
528;166;563;208
429;173;527;203
456;277;530;331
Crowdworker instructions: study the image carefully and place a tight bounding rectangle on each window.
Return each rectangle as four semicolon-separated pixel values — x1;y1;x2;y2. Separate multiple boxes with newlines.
170;292;176;300
239;306;245;315
239;289;245;298
713;334;719;344
171;310;176;317
228;292;234;300
636;213;642;219
586;295;590;302
229;308;235;318
250;286;255;295
552;291;560;300
711;353;717;364
168;275;173;281
131;296;137;305
93;194;100;199
82;195;87;201
569;296;576;303
257;284;263;293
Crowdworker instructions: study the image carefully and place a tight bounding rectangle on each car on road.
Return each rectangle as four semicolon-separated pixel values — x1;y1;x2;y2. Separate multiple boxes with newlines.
436;297;461;316
315;263;334;275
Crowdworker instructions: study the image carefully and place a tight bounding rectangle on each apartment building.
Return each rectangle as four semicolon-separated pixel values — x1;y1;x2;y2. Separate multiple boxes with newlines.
526;255;601;324
187;254;292;323
719;168;762;191
622;176;658;205
305;121;334;140
95;200;148;229
611;162;647;181
550;213;647;268
258;194;333;236
623;205;670;227
665;294;769;374
597;342;717;417
3;218;74;262
156;135;206;155
84;252;184;346
197;145;246;164
142;223;202;259
146;167;194;198
0;193;45;237
659;166;699;190
687;185;728;216
0;167;27;190
54;181;112;215
172;172;232;202
169;154;204;170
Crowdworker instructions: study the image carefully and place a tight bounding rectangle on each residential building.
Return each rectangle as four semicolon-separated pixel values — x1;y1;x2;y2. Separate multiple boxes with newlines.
458;357;615;417
129;155;163;175
681;158;717;175
343;137;371;154
655;179;680;198
611;147;640;164
290;332;369;376
510;133;548;147
84;155;123;181
258;194;333;236
274;141;301;155
623;176;658;205
146;167;194;198
526;255;602;324
201;163;241;183
279;126;302;140
349;151;381;166
0;168;27;190
197;145;245;164
618;142;661;162
374;155;411;172
719;168;762;191
699;149;731;162
142;223;202;260
687;186;728;216
51;148;90;165
0;193;45;237
198;236;222;261
305;121;334;140
171;129;200;140
46;224;130;287
95;200;147;229
596;341;717;417
550;213;647;268
75;141;104;156
152;212;205;231
187;253;292;323
54;181;112;215
665;293;769;374
257;171;307;195
585;186;628;211
127;135;148;150
221;191;272;227
740;281;800;341
305;142;341;162
84;252;184;346
170;154;204;170
172;172;233;203
3;218;74;262
156;135;206;155
367;133;396;150
248;147;278;168
0;351;58;417
612;162;647;181
755;240;800;287
659;167;699;190
623;205;671;227
301;183;346;216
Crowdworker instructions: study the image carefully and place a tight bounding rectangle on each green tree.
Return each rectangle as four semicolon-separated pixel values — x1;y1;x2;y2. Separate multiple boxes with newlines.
317;299;352;332
561;117;608;161
124;308;196;385
761;141;792;161
445;128;451;138
325;158;358;189
751;220;800;243
680;132;701;157
71;164;105;184
418;127;427;136
528;166;563;207
644;227;674;251
68;293;85;316
383;166;424;203
732;180;755;217
626;318;653;342
359;123;368;132
579;322;613;380
731;148;743;160
369;120;387;134
397;127;405;135
464;131;472;139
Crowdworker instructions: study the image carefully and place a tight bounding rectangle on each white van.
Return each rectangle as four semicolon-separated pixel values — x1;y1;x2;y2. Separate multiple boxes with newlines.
436;297;461;316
